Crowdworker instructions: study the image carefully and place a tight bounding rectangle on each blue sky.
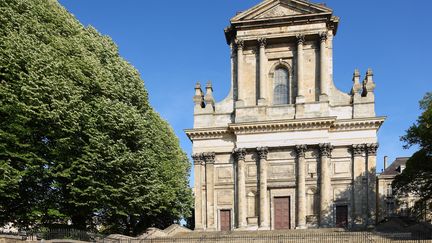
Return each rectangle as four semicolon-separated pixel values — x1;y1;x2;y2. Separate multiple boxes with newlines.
59;0;431;180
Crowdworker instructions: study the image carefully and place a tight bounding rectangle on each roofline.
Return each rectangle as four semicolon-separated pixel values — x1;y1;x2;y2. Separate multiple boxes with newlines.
224;13;339;45
231;0;333;22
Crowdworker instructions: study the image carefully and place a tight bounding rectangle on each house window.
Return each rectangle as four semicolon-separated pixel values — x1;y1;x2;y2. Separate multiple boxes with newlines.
386;184;392;197
273;67;289;105
386;201;395;216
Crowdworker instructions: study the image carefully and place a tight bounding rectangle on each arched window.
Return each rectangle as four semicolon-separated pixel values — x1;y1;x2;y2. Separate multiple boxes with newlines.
273;67;289;105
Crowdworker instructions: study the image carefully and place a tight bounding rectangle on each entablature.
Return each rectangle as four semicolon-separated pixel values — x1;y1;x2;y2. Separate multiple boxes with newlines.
185;116;385;141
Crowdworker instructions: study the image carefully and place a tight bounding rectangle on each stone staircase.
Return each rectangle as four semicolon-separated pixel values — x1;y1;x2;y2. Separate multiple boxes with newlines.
165;228;417;243
106;225;431;243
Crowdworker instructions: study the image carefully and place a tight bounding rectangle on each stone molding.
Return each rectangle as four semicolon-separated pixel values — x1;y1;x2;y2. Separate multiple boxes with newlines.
230;118;335;135
352;143;378;157
192;153;204;165
331;117;385;132
233;148;247;161
319;143;333;158
351;144;366;157
185;117;385;140
256;147;269;160
295;144;308;158
230;0;333;23
366;143;379;156
258;37;267;48
184;127;229;140
319;32;327;42
296;34;305;45
202;152;216;164
235;38;245;50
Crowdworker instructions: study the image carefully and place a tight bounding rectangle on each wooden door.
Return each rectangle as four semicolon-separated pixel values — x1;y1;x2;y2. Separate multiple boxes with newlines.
274;197;291;230
335;205;348;228
220;210;231;231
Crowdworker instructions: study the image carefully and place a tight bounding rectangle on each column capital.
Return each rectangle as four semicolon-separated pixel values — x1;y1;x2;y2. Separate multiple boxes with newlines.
366;143;379;156
295;144;307;158
352;144;366;157
235;38;245;50
319;32;328;42
233;148;247;161
256;147;269;160
296;34;305;45
258;37;267;48
319;143;333;158
202;152;216;164
192;153;204;165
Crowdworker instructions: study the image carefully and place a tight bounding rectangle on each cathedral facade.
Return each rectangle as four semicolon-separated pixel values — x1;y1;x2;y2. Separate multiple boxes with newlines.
185;0;385;231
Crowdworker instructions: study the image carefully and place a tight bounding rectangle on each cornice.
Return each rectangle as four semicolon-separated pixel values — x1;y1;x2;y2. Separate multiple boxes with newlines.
184;127;230;141
229;117;335;135
185;116;386;141
331;117;386;132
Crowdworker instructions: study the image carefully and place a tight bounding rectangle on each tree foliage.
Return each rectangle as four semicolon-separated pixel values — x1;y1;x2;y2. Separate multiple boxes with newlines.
393;92;432;204
0;0;192;235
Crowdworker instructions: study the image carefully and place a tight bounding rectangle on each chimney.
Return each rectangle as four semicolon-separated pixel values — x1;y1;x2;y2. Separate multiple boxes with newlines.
384;156;388;170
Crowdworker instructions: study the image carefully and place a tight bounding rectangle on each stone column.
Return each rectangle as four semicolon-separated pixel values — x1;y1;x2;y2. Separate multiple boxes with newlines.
203;152;216;230
258;38;267;105
257;147;269;229
234;148;247;229
366;143;378;225
319;143;333;227
236;39;245;104
319;32;328;99
296;35;305;103
295;145;307;229
192;153;204;230
352;144;366;226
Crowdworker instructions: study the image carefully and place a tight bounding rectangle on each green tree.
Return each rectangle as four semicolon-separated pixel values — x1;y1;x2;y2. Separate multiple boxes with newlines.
393;92;432;209
0;0;192;235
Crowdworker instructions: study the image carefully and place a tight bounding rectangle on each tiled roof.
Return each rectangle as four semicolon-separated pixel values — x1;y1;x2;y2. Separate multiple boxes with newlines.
380;157;409;176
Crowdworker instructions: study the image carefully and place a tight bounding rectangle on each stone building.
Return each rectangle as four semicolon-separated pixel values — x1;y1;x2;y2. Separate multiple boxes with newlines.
377;157;432;223
377;157;411;221
185;0;385;231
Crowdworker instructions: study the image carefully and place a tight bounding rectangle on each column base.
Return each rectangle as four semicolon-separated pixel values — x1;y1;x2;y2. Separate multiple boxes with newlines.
205;227;217;231
234;226;248;231
258;226;270;231
257;98;267;106
194;226;205;231
295;225;307;229
295;102;305;119
295;95;305;104
319;94;329;102
235;100;245;108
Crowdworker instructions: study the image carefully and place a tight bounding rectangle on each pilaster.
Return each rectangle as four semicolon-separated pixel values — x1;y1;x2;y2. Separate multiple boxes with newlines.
319;143;333;227
319;32;328;100
351;144;366;226
257;147;269;229
296;34;305;104
192;153;204;230
234;148;247;229
236;39;245;107
366;143;378;226
203;152;216;230
295;144;307;229
258;38;267;106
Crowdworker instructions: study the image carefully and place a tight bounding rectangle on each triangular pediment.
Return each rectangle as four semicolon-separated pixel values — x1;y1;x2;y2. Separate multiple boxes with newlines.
231;0;332;22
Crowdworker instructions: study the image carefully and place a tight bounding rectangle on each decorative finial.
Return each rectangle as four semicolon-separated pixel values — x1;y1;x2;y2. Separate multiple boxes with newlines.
204;81;215;110
193;81;205;108
351;68;361;96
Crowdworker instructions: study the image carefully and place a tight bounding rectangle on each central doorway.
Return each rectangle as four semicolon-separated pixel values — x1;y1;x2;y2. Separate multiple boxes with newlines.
274;197;291;229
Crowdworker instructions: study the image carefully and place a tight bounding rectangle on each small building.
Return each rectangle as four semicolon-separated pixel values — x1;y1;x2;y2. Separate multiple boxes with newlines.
185;0;385;231
377;157;431;223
